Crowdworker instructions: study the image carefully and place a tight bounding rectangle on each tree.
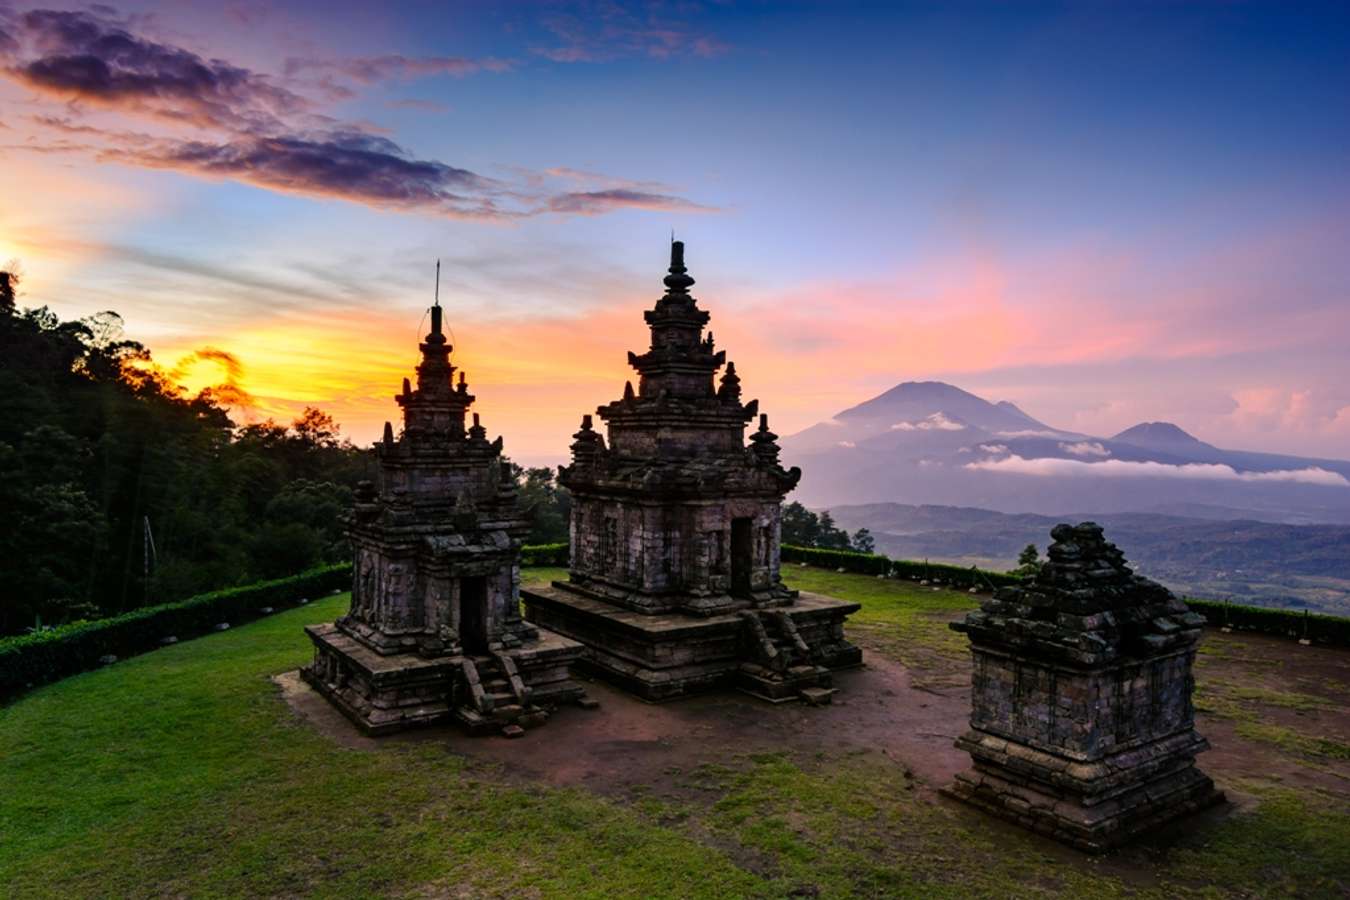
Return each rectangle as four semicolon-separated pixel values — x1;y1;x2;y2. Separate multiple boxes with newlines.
1015;543;1042;577
851;528;875;554
0;277;374;634
511;463;571;544
815;511;852;550
781;502;820;547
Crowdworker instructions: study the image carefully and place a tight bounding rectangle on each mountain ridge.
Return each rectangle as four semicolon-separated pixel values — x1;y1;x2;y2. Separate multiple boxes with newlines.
781;381;1350;523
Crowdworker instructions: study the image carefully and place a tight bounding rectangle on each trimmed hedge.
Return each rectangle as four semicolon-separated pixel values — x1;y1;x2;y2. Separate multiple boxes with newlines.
0;564;352;697
520;542;568;567
8;542;1346;699
1186;599;1350;647
781;544;1023;591
780;545;1350;647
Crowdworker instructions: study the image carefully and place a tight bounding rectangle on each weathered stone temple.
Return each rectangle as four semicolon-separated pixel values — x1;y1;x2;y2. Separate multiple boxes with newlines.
946;522;1223;851
303;303;586;736
522;242;861;702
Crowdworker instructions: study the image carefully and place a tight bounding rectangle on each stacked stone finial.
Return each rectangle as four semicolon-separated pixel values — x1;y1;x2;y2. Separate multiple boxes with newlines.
946;522;1223;851
749;413;781;466
718;361;742;402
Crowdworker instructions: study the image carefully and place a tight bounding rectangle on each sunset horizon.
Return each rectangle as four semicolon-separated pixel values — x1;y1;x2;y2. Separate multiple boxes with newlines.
4;1;1348;461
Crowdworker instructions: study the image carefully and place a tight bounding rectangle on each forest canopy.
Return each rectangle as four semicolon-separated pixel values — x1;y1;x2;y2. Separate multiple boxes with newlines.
0;271;563;636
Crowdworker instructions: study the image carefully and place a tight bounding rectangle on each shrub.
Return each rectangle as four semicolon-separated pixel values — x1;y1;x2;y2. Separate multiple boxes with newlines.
1185;599;1350;647
0;564;352;697
780;544;1023;590
520;542;568;567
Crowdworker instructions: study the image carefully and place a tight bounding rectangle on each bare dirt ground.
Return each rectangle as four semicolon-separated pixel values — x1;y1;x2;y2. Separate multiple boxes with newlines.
277;617;1350;805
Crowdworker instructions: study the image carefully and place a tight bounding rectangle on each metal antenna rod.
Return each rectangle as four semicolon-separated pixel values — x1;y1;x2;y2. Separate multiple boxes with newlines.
434;259;440;307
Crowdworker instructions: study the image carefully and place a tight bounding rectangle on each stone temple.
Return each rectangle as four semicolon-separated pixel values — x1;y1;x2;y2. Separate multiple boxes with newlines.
946;522;1223;851
303;302;586;736
522;242;861;703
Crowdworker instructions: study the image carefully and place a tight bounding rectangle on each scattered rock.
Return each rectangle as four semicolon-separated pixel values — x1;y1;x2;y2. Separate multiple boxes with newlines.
98;654;117;666
502;724;526;739
259;607;274;614
576;695;601;710
159;636;178;645
213;623;231;632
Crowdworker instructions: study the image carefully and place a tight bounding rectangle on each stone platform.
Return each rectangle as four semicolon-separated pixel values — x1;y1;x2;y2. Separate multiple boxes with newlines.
521;581;861;702
942;647;1224;852
303;622;586;736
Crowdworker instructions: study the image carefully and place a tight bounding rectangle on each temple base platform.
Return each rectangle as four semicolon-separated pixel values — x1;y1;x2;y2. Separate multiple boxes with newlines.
301;622;588;736
943;728;1226;853
520;581;861;703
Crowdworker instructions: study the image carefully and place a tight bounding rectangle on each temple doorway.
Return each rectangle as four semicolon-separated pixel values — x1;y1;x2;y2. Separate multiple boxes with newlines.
459;576;489;654
730;518;754;598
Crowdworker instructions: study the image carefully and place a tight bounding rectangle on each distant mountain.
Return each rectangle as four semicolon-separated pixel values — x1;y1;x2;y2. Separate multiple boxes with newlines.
786;381;1075;455
1112;422;1217;456
782;381;1350;524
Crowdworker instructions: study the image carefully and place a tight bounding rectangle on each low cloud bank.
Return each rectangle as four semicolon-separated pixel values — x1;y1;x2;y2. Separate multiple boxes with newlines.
890;412;965;431
965;454;1349;487
1060;441;1110;457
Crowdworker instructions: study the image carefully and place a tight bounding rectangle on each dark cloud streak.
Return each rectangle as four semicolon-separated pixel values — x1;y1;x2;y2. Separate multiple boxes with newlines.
12;9;306;131
284;54;511;83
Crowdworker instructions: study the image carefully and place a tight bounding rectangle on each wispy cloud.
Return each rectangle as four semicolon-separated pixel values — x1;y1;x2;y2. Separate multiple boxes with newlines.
545;188;714;215
965;454;1349;487
283;55;512;84
532;1;730;63
2;7;709;220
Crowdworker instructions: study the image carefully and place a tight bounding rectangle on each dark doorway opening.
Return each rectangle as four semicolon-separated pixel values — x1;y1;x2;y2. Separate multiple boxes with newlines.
459;576;489;654
730;517;754;598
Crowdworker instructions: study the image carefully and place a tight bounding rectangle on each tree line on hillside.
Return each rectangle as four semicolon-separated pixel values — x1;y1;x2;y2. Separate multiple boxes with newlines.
0;267;575;636
781;502;875;554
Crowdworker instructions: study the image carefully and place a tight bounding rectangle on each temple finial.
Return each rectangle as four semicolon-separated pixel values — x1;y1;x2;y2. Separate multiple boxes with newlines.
663;240;694;294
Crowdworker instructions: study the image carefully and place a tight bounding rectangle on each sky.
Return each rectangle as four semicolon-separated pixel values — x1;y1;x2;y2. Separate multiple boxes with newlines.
2;0;1348;465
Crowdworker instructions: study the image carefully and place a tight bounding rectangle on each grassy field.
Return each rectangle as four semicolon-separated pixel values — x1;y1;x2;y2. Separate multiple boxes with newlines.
2;569;1347;898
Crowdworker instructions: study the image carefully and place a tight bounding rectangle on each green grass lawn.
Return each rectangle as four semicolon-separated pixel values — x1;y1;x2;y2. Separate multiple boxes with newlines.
2;569;1347;898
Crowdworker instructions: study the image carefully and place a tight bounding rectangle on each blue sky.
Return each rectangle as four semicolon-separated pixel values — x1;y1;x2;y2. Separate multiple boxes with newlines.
2;0;1347;462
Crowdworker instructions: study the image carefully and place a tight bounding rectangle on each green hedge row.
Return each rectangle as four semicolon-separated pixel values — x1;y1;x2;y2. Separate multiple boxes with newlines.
520;542;568;567
0;564;353;697
1186;599;1350;646
780;545;1350;646
780;544;1024;590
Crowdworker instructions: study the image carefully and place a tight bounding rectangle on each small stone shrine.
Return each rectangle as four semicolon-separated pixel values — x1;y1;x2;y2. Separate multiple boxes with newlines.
303;301;586;736
521;242;860;702
946;522;1223;851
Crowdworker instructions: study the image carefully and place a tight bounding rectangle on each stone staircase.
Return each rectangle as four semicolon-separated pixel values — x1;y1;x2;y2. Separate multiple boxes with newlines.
736;609;836;705
452;652;550;736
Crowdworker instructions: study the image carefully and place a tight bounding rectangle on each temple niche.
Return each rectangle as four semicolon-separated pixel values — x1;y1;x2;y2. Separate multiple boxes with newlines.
303;302;587;736
946;522;1224;851
521;242;861;703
